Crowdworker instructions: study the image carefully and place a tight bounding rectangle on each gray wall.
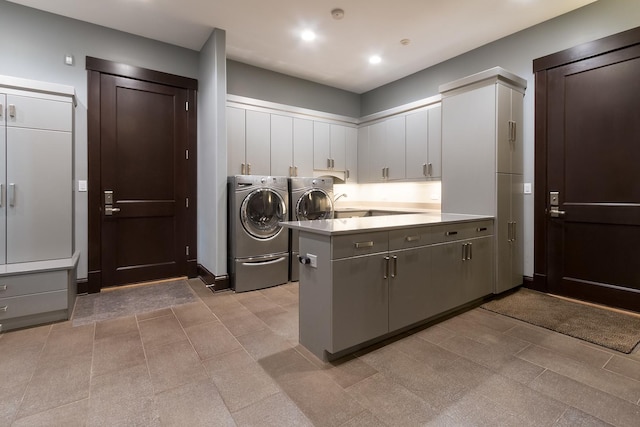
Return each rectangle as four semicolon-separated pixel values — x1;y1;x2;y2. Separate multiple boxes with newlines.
0;0;200;279
227;60;361;117
359;0;640;278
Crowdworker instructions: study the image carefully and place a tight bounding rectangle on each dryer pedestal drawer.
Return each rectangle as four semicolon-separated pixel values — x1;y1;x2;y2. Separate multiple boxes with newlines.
0;270;67;297
0;290;67;320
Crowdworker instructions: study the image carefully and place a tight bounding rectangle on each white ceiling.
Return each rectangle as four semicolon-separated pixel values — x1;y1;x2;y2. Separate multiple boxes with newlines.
9;0;596;93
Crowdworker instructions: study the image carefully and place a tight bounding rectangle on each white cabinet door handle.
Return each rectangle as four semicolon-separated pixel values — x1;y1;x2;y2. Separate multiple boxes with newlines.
9;183;15;207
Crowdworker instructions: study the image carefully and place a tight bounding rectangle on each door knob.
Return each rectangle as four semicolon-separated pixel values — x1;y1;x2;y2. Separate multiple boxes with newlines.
105;206;121;216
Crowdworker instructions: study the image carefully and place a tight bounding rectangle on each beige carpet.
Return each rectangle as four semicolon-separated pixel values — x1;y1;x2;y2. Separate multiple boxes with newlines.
481;288;640;353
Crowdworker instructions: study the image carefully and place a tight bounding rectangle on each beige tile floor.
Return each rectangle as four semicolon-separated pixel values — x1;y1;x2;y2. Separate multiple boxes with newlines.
1;278;640;426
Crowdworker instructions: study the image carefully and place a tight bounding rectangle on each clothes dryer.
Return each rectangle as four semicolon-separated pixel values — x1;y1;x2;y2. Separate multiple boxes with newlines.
288;177;334;281
228;175;289;292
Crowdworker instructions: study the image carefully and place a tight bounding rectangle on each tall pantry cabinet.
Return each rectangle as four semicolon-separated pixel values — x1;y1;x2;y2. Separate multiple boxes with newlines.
0;76;78;332
440;67;526;294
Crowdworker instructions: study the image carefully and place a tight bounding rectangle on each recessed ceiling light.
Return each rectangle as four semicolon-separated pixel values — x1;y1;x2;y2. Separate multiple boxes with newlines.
301;30;316;42
369;55;382;65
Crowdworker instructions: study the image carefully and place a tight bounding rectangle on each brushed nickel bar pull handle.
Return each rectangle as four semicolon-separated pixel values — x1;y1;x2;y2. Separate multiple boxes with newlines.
468;242;473;260
0;306;7;312
247;163;251;175
462;243;467;261
0;183;3;207
406;235;420;242
8;104;16;118
383;256;390;279
428;163;433;176
354;241;374;249
423;163;427;176
476;227;487;232
512;222;517;241
241;163;245;175
9;183;15;207
294;166;298;177
391;255;397;278
445;231;458;236
0;285;7;291
346;169;350;179
382;168;385;179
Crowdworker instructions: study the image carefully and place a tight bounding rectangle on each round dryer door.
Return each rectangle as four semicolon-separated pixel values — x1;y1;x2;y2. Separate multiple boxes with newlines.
240;188;287;239
296;189;333;220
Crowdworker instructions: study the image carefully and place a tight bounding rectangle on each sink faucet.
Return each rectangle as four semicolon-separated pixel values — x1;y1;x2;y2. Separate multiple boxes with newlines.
334;193;348;203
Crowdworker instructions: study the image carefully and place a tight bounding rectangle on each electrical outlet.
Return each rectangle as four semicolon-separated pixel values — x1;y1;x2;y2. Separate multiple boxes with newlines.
307;254;318;268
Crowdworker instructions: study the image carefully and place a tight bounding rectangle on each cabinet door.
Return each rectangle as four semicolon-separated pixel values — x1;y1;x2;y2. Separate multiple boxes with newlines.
345;126;358;182
430;241;464;313
405;110;428;179
369;121;386;182
496;84;512;174
511;173;524;287
496;173;512;293
463;236;493;301
511;89;524;175
357;126;371;183
270;114;293;176
427;104;442;179
385;116;406;180
6;94;71;132
330;125;346;171
313;121;330;170
245;110;271;176
293;118;314;177
7;127;72;263
227;106;246;175
389;246;433;331
332;255;388;352
442;85;496;215
0;94;5;265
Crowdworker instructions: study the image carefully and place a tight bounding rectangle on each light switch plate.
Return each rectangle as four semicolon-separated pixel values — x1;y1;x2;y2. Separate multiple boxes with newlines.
523;183;532;194
78;180;87;192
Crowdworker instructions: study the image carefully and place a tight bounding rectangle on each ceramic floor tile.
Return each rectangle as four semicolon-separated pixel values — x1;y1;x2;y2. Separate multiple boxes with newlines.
203;348;281;412
87;363;160;427
12;398;88;427
0;381;28;426
94;315;138;340
517;344;640;403
339;410;388;427
463;307;523;332
391;334;461;369
138;313;187;349
217;309;268;337
259;284;299;307
346;372;441;426
506;323;614;369
145;339;208;393
529;369;640;427
172;301;219;329
232;392;314;427
439;313;531;354
0;341;45;388
239;293;287;319
440;389;534;427
259;308;299;344
0;323;51;348
155;379;236;427
603;354;640;382
412;323;457;345
91;330;145;377
39;323;95;360
554;407;613;426
321;355;378;389
184;321;242;361
236;327;294;361
136;307;173;321
17;350;92;419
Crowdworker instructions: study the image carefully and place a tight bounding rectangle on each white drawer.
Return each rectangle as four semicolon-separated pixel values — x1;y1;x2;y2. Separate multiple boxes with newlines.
0;290;68;319
389;226;433;251
332;232;388;259
431;220;493;243
0;270;68;298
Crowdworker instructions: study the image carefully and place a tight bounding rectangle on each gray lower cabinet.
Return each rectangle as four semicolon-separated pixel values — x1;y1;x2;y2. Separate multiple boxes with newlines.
332;254;388;352
298;219;493;361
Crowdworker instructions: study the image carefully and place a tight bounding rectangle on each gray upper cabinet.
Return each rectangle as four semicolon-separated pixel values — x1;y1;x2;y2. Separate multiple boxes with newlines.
293;118;314;177
357;126;370;183
226;107;270;176
270;114;293;177
314;122;348;172
227;106;247;175
367;117;406;182
405;104;442;180
344;126;358;182
440;67;526;294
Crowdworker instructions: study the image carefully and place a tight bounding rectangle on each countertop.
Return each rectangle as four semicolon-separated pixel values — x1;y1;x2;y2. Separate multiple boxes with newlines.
280;212;493;236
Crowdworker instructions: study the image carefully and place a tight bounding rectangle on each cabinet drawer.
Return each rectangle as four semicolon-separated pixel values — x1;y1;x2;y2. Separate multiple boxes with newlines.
6;94;72;132
388;227;433;250
0;290;68;319
432;220;493;243
332;232;388;259
0;270;68;298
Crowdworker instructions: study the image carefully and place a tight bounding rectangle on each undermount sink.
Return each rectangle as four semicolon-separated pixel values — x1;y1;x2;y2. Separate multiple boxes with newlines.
333;209;414;219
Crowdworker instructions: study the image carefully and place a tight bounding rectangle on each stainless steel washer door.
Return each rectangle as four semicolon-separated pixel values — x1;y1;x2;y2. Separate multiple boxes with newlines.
296;189;333;220
240;188;287;239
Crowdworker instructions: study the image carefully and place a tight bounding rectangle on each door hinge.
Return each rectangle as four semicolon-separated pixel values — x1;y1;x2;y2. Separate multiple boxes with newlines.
186;246;190;256
185;149;189;160
185;101;189;111
186;198;189;208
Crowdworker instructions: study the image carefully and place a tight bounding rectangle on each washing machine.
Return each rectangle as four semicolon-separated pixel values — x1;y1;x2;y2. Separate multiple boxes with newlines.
289;177;334;281
228;175;289;292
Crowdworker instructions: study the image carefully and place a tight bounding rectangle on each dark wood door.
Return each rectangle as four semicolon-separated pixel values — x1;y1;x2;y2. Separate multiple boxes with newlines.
87;57;198;292
100;75;188;286
535;30;640;311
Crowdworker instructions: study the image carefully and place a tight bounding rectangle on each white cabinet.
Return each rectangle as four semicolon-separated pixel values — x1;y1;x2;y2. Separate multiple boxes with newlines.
227;106;247;175
368;117;406;182
314;122;347;172
345;127;358;182
293;118;314;177
440;68;526;294
270;114;293;177
0;77;78;332
226;107;271;176
405;104;442;179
